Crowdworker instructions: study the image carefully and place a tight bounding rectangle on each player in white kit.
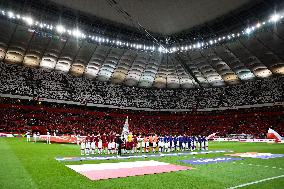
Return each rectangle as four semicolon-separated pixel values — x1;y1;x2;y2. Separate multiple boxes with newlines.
97;139;103;154
46;131;51;144
85;140;90;155
33;132;37;143
111;141;116;154
80;140;86;155
26;131;30;142
145;139;149;153
91;140;96;155
107;141;112;154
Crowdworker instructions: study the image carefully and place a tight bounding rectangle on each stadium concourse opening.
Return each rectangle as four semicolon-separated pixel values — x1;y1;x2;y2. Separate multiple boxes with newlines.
0;0;284;189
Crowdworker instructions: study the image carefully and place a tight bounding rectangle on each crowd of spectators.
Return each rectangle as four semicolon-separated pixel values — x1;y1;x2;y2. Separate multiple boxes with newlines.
0;62;282;110
0;100;283;138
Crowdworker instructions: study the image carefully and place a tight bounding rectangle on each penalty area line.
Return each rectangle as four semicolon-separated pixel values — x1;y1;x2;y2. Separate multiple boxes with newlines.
227;174;284;189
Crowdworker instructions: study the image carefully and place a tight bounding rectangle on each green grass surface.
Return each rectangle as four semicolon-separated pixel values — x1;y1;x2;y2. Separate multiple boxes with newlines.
1;138;284;189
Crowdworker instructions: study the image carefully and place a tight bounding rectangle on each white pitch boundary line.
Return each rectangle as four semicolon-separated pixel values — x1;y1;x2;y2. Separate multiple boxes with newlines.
227;174;284;189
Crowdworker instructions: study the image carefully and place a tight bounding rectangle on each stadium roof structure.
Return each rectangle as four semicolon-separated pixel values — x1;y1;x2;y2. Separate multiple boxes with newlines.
48;0;252;35
0;0;283;88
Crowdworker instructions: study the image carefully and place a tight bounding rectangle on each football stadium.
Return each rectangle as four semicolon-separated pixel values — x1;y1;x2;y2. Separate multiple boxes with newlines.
0;0;284;188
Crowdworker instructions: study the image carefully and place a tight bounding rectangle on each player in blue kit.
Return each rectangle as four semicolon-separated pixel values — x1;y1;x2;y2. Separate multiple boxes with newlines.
183;135;187;150
164;135;169;152
173;135;178;151
198;135;202;150
169;135;173;152
192;136;196;151
203;136;208;150
178;135;184;151
187;136;192;151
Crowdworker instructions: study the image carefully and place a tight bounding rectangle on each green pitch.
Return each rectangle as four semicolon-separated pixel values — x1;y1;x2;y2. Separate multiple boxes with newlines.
1;138;284;189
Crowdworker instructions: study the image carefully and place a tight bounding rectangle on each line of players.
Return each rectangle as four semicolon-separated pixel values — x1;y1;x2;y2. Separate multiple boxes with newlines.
26;131;51;144
80;133;208;156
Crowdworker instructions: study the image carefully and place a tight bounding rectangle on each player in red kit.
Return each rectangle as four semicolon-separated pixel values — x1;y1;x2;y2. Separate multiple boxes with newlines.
133;134;138;153
101;133;107;154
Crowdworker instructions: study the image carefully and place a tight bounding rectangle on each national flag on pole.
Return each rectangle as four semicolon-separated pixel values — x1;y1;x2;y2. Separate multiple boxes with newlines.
121;116;129;139
66;160;191;180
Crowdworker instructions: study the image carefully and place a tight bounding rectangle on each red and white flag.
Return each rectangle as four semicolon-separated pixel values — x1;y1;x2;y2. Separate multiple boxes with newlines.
66;160;191;180
267;128;282;143
207;132;218;140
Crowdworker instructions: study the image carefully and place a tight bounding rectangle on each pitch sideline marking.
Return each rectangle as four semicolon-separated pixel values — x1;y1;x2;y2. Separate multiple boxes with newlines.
227;174;284;189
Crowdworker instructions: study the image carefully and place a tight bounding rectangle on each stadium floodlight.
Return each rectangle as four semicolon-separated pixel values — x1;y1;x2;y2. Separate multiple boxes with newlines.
24;16;34;25
72;29;83;38
158;46;164;52
245;27;252;34
56;25;66;34
16;14;21;19
67;30;72;35
270;14;280;22
256;23;261;28
197;43;201;48
8;11;14;18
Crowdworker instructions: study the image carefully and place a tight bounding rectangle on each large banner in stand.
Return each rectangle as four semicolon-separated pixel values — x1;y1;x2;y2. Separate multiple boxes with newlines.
39;135;84;143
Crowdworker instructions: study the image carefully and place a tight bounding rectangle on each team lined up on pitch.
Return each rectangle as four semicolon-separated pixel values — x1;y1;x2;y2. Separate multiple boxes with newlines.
79;133;209;156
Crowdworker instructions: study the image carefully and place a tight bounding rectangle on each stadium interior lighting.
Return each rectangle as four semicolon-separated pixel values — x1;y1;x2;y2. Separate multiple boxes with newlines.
72;29;83;38
23;16;34;25
7;11;14;18
0;7;283;53
56;25;66;33
197;43;201;48
245;27;252;35
270;14;280;22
